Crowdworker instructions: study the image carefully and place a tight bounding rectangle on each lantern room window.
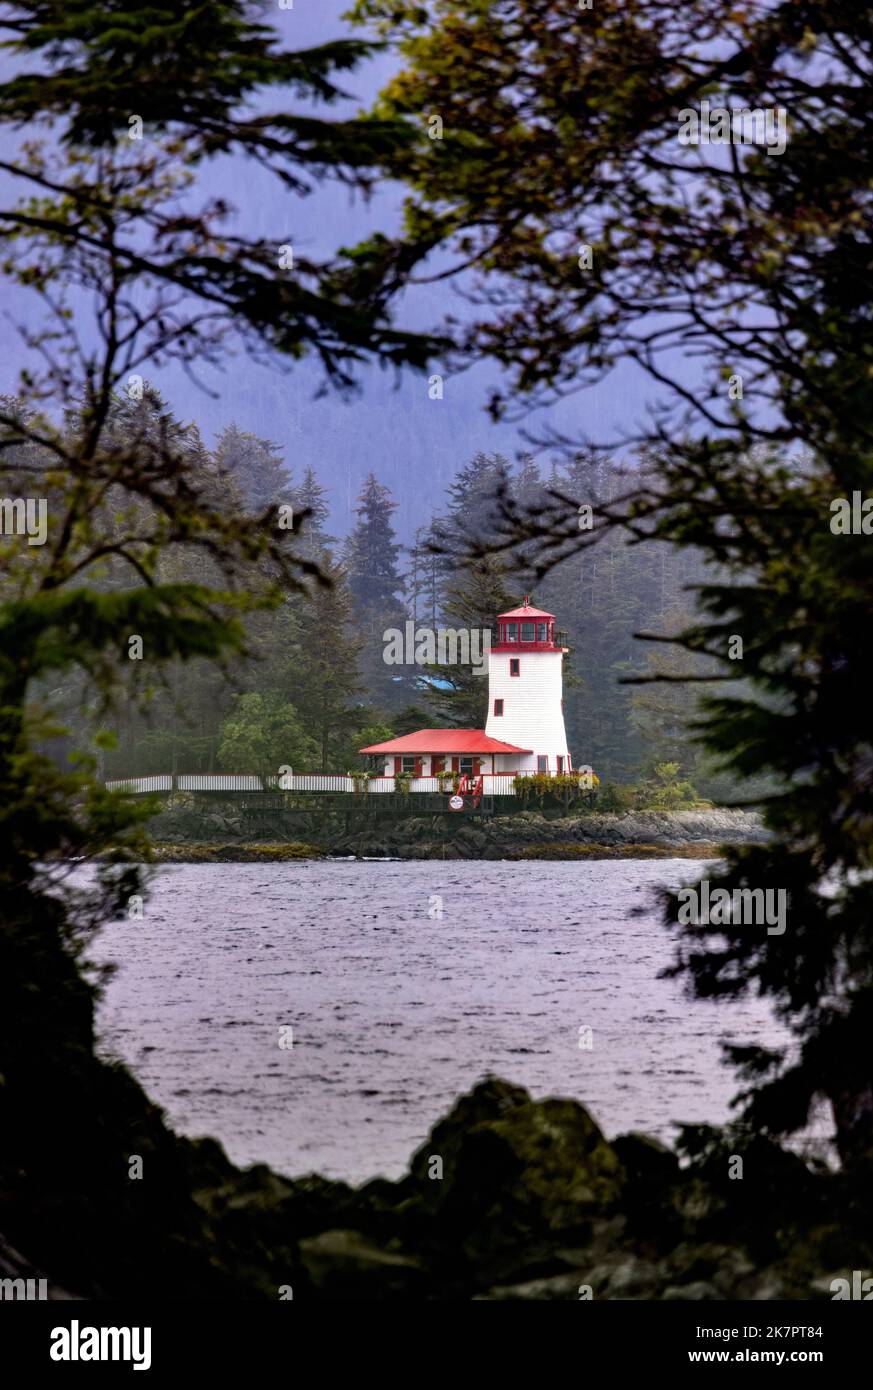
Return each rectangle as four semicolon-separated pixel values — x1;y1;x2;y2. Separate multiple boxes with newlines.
537;622;548;642
505;622;518;642
521;621;535;641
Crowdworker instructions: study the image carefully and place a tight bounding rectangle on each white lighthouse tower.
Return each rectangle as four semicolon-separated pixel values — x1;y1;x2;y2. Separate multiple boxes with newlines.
484;597;572;774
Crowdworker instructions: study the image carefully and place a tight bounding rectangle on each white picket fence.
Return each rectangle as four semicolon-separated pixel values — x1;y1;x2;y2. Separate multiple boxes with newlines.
105;774;174;794
104;772;523;797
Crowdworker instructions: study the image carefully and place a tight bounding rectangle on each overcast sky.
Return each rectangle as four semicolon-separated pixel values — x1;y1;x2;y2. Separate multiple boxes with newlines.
0;0;658;539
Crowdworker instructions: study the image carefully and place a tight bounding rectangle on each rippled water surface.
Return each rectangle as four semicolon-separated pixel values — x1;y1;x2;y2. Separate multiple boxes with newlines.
93;859;786;1184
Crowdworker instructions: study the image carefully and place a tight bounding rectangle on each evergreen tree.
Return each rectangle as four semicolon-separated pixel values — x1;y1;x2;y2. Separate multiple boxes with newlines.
422;555;517;728
407;524;441;629
292;556;367;771
214;424;292;513
512;454;546;512
392;703;443;737
439;451;511;548
345;473;404;612
293;467;334;562
344;474;407;712
629;603;713;783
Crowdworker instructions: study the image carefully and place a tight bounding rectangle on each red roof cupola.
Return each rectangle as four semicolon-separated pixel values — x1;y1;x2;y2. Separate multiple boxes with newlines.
493;595;563;653
498;596;554;620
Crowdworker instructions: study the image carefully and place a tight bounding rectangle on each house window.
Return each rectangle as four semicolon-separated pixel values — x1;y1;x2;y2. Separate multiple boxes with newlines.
510;658;520;677
537;622;548;642
521;621;535;642
506;622;518;642
401;756;416;773
537;756;548;773
557;756;564;772
494;698;504;716
459;756;474;776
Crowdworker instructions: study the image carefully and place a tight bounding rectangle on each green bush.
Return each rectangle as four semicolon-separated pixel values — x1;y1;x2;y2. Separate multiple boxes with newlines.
635;762;701;810
596;782;636;813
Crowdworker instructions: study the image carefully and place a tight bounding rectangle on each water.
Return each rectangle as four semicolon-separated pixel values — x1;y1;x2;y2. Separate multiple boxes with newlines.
93;859;787;1185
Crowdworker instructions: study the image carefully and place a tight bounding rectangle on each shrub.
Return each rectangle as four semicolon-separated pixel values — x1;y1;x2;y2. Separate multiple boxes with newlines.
596;782;637;813
635;762;700;811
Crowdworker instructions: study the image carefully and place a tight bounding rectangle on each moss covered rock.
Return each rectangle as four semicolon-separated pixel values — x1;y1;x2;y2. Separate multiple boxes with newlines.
403;1078;624;1271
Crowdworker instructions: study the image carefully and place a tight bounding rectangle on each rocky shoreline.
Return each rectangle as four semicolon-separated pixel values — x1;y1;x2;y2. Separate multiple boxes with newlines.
146;806;766;862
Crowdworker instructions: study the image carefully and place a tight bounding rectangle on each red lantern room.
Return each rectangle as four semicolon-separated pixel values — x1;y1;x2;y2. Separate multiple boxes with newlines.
491;596;562;652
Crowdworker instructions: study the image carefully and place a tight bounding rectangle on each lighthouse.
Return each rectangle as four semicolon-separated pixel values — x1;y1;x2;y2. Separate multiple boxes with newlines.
484;598;572;774
360;596;573;777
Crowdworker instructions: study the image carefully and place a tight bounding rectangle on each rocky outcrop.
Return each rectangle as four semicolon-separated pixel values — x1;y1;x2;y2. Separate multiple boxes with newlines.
451;806;765;860
7;1076;870;1301
147;802;766;860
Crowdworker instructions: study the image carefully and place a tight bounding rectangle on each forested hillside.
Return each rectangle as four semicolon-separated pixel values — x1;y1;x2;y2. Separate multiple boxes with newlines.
30;387;756;798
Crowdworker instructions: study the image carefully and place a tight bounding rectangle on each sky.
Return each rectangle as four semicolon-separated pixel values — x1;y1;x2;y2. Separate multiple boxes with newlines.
0;0;658;539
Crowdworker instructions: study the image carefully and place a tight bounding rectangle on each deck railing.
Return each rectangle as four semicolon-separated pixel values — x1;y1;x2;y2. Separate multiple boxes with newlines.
104;771;592;797
104;772;524;796
178;773;263;791
104;774;174;794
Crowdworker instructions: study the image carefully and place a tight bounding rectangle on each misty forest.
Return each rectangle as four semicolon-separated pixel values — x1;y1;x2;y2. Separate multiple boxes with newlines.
19;391;736;804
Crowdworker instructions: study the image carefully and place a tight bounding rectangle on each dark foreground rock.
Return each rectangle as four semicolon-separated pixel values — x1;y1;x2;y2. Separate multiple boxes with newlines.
3;1074;871;1301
